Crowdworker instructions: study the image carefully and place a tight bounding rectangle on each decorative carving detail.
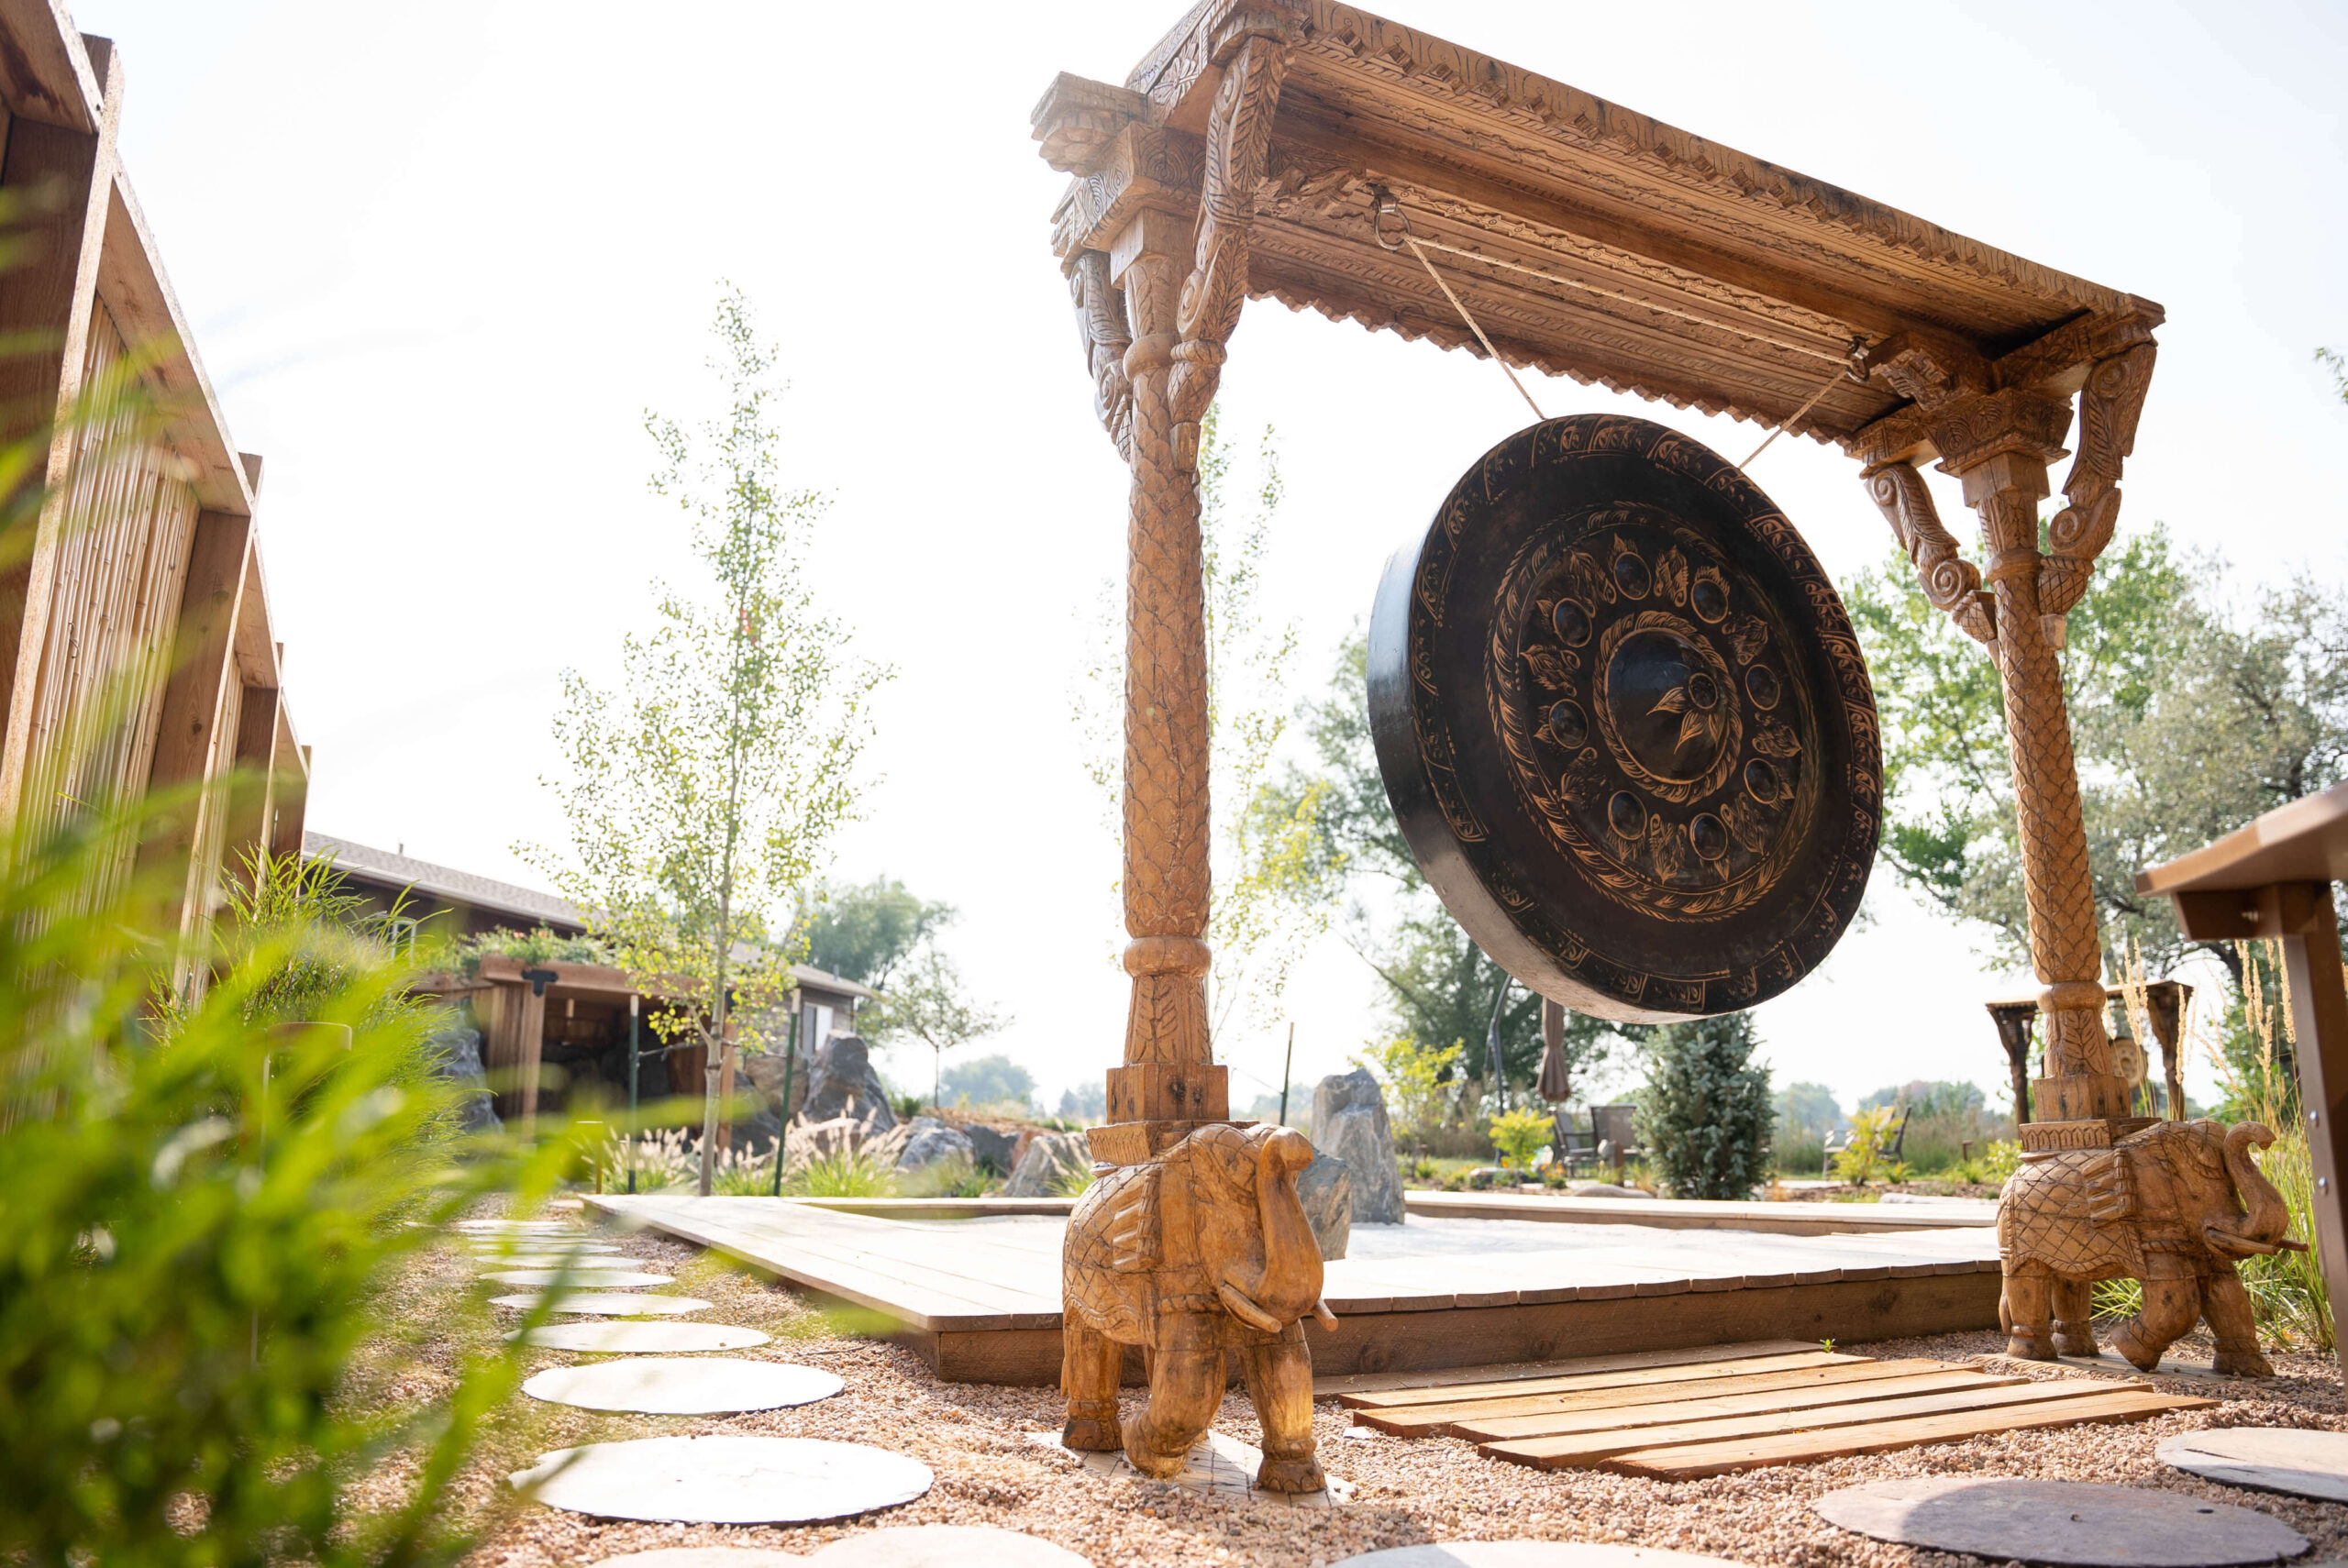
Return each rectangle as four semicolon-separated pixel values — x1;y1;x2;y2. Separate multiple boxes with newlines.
1169;30;1291;425
1927;388;2073;476
1030;72;1149;175
2040;342;2156;617
1069;250;1134;460
1864;462;1995;646
1859;331;1987;409
1061;1122;1336;1491
1998;1120;2301;1377
1051;124;1206;266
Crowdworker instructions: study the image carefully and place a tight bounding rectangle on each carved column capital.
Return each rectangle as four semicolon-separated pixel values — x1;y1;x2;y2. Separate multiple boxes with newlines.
1928;389;2073;485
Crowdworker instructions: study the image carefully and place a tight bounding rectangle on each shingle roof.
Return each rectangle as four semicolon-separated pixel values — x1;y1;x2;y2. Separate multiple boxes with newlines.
306;832;585;931
302;831;874;1000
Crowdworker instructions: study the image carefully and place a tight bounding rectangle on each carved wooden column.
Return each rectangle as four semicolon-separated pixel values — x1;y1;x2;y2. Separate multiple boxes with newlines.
1042;17;1295;1166
1860;336;2155;1149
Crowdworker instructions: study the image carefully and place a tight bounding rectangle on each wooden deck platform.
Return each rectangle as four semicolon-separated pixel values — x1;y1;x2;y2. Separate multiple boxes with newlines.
587;1196;2005;1386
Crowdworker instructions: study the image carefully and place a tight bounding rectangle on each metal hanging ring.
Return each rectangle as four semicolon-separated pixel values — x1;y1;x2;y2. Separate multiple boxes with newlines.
1370;185;1411;252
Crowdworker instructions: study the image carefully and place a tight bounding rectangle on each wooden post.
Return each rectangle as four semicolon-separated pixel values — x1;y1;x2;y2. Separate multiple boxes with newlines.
138;512;251;990
1060;21;1296;1165
2143;978;2192;1121
2158;880;2348;1380
1862;339;2154;1146
0;50;124;829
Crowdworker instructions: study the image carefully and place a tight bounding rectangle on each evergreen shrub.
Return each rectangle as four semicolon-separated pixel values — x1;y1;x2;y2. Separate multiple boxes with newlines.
1635;1011;1772;1199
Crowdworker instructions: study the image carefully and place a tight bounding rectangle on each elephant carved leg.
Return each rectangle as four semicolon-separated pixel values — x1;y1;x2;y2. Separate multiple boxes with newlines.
1234;1321;1325;1494
2109;1274;2199;1372
1059;1319;1124;1452
2001;1273;2057;1361
2200;1269;2275;1378
2050;1277;2098;1358
1125;1311;1225;1480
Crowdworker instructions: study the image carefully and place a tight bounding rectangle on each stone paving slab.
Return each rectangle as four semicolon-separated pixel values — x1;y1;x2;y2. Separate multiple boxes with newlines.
1815;1477;2307;1565
523;1357;842;1414
513;1435;931;1524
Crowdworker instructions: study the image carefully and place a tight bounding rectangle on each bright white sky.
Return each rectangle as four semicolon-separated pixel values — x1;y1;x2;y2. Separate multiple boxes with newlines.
74;0;2348;1120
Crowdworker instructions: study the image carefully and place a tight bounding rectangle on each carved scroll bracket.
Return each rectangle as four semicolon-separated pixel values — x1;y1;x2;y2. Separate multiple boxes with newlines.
2042;341;2156;618
1862;460;1996;648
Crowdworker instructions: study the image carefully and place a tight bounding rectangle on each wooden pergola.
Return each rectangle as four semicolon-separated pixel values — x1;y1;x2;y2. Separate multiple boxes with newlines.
1036;0;2161;1165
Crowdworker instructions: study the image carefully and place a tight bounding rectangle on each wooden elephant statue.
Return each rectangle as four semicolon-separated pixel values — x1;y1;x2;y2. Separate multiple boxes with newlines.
1998;1119;2304;1376
1060;1121;1337;1492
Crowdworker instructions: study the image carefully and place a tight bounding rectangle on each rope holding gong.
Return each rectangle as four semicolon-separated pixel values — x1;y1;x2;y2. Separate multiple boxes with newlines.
1370;187;1869;472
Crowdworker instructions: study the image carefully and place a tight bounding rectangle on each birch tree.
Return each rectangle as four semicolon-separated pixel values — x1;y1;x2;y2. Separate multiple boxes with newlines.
532;289;887;1195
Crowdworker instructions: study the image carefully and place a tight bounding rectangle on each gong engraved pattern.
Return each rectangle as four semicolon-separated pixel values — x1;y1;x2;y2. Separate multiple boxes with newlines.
1368;414;1880;1022
1491;505;1822;922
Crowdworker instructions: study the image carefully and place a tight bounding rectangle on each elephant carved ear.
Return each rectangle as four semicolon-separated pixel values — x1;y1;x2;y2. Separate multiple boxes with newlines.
1100;1165;1162;1273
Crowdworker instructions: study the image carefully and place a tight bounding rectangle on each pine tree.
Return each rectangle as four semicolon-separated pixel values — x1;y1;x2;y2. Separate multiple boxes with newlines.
1637;1012;1773;1199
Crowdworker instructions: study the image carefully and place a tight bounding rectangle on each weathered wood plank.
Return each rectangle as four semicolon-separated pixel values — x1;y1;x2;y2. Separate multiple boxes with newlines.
1345;1350;1860;1410
1456;1367;2015;1442
1314;1337;1814;1397
1402;1191;1995;1233
1357;1357;1962;1437
1603;1388;2220;1479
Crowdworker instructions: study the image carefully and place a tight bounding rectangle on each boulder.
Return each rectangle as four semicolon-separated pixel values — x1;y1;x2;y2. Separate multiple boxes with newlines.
1295;1152;1352;1260
1566;1181;1644;1198
1004;1130;1092;1197
958;1121;1024;1176
876;1117;977;1176
794;1035;896;1133
1312;1067;1403;1223
426;1023;501;1135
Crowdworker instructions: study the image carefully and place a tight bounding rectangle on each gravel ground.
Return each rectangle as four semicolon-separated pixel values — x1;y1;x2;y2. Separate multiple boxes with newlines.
392;1214;2348;1568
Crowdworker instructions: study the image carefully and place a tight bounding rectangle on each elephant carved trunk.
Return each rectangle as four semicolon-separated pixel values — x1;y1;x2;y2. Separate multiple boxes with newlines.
1060;1122;1336;1491
1998;1119;2303;1376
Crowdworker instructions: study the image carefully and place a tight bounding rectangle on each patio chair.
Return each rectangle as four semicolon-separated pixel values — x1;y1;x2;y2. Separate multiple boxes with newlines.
1591;1103;1641;1171
1552;1108;1600;1175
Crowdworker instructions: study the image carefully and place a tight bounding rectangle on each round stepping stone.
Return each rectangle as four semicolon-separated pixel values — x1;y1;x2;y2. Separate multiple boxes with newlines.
524;1357;841;1414
1331;1549;1746;1568
2161;1429;2348;1503
514;1321;771;1353
456;1219;571;1231
809;1526;1092;1566
466;1252;628;1268
490;1293;712;1316
1816;1478;2307;1566
482;1269;675;1288
588;1552;803;1568
512;1434;931;1523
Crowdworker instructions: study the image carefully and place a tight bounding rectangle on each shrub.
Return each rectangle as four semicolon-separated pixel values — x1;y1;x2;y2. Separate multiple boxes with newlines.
1489;1105;1552;1168
0;806;571;1566
1833;1105;1907;1186
1355;1034;1466;1143
1635;1012;1772;1199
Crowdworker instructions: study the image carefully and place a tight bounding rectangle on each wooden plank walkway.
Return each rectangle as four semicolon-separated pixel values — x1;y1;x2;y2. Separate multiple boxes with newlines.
1329;1338;2218;1479
586;1196;2009;1386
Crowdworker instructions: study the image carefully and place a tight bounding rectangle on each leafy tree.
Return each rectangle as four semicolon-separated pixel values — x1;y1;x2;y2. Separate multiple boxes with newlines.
864;944;1010;1109
1858;1079;1985;1117
938;1053;1037;1112
1058;1079;1107;1123
532;289;887;1194
1844;526;2348;989
1258;630;1640;1109
1354;1034;1467;1143
1634;1012;1773;1199
1774;1080;1844;1146
801;875;952;987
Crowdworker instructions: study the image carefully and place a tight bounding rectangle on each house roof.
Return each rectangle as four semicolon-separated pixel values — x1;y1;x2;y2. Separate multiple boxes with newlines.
307;832;586;933
304;832;874;1000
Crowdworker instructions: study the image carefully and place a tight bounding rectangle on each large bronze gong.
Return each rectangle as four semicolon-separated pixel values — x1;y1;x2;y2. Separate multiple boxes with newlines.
1368;414;1881;1022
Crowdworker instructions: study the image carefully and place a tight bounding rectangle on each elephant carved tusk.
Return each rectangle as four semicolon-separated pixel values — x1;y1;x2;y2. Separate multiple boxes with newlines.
1216;1281;1283;1333
2203;1223;2308;1258
1312;1299;1337;1331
